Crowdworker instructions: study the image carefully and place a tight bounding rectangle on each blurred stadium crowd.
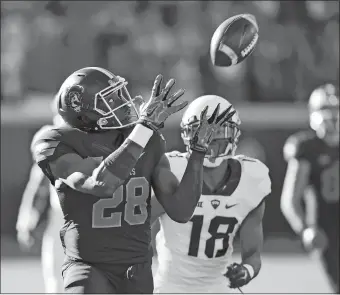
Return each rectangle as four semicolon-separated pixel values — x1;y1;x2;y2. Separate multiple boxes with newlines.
1;1;339;104
1;1;339;293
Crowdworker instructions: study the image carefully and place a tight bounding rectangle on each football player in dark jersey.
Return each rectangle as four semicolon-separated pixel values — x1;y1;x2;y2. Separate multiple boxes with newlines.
17;114;65;293
281;84;339;293
31;67;231;293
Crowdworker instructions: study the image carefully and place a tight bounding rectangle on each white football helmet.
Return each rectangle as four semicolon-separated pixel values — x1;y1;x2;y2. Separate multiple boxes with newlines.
181;95;241;167
309;83;339;144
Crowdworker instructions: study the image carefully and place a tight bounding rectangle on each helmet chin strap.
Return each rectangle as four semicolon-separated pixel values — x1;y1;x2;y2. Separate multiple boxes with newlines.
203;143;235;167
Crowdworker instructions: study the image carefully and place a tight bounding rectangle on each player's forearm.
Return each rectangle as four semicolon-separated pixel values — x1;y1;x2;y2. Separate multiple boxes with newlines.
281;198;306;234
16;207;40;232
240;229;263;278
162;151;205;223
281;159;310;234
17;165;49;230
242;251;262;278
71;124;153;197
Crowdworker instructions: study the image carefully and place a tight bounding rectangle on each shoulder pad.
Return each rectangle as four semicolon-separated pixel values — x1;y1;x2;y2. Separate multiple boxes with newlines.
30;125;54;154
165;150;186;158
283;131;314;162
237;155;271;197
31;127;62;164
31;126;79;165
235;154;258;163
236;155;269;177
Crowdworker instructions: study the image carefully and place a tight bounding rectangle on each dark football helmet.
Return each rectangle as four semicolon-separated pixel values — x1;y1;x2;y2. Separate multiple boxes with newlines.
309;83;339;143
55;67;142;131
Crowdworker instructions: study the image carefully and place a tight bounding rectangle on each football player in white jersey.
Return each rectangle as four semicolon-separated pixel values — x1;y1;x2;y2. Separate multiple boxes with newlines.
16;114;65;293
151;95;271;293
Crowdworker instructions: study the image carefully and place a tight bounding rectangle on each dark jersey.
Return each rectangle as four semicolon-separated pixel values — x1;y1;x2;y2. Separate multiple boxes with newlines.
31;125;165;265
283;130;339;232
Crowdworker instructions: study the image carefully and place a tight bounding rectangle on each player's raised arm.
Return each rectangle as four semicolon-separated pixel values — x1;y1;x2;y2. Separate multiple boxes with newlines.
16;163;51;248
33;74;187;198
280;135;312;234
151;104;236;223
150;191;165;225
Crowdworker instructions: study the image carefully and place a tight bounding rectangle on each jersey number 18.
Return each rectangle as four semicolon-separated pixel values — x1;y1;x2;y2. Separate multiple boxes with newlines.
188;215;238;258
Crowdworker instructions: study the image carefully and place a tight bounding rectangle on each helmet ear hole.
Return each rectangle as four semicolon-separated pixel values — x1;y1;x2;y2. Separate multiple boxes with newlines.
78;115;92;125
77;115;91;126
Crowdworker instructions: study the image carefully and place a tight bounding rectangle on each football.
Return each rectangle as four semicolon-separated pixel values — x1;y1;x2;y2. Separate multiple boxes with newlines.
210;14;259;67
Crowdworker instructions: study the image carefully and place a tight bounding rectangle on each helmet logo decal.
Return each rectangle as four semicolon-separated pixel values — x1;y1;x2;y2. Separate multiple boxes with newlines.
65;85;83;113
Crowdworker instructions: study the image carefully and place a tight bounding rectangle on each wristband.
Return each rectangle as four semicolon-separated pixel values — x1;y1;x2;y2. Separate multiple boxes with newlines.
243;264;255;279
128;124;153;148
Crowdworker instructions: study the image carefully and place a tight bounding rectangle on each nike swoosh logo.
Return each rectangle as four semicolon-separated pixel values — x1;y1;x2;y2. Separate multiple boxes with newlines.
225;204;237;209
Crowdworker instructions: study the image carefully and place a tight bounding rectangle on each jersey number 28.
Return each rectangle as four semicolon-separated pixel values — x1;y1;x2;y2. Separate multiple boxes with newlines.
188;215;238;258
92;177;149;228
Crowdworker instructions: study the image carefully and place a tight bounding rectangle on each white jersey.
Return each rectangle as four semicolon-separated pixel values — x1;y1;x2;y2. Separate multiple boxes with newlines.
154;151;271;293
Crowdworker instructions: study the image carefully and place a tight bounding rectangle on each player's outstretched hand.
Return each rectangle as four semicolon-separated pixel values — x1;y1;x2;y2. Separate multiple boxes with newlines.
225;263;252;289
189;103;236;153
138;74;187;131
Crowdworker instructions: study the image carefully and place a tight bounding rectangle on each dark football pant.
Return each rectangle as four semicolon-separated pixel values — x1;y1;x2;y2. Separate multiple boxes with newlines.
62;259;153;294
321;233;339;293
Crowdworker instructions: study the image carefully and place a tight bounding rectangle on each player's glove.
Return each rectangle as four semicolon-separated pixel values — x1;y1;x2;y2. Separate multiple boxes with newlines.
225;263;252;289
189;104;236;153
138;74;187;131
301;227;328;253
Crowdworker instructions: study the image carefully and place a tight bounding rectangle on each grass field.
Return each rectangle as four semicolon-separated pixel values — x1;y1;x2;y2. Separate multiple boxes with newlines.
1;254;333;294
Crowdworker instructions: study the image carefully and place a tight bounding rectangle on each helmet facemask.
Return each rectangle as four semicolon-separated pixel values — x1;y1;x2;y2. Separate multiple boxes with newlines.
181;121;241;167
94;76;143;129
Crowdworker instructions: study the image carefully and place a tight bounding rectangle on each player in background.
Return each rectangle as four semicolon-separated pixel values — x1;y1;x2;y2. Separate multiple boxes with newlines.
281;84;339;293
31;67;229;293
16;114;65;293
151;95;271;293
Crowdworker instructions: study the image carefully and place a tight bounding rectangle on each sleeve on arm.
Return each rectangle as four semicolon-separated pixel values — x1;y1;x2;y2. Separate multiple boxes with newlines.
31;128;76;164
30;128;77;184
